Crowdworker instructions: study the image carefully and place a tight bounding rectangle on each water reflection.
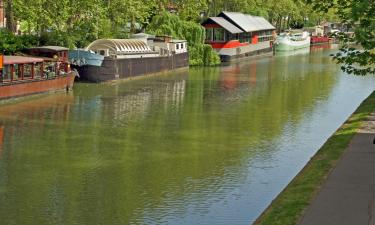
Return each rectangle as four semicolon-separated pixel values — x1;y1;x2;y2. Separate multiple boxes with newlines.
0;49;374;225
274;47;311;57
310;43;337;52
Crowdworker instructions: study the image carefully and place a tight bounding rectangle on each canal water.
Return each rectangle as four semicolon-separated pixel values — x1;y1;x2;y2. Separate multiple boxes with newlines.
0;45;374;225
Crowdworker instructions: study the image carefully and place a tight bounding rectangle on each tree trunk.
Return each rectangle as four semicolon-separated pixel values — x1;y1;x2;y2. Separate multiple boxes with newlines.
268;11;274;26
5;0;16;33
277;15;282;33
286;15;291;29
130;15;135;34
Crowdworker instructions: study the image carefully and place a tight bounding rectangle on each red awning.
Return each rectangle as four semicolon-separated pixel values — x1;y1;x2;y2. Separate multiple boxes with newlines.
4;56;44;65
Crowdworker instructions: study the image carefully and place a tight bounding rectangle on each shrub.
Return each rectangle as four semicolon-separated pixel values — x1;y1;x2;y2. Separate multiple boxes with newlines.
147;12;220;66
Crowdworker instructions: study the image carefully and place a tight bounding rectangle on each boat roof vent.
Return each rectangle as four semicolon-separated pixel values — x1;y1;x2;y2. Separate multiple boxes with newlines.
85;39;153;55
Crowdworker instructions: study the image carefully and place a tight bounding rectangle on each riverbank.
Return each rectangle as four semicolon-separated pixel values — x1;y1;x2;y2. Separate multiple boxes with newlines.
254;91;375;225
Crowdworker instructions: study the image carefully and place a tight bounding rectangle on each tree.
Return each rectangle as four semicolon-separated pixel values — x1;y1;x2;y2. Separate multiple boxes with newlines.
308;0;375;75
4;0;17;32
147;12;220;66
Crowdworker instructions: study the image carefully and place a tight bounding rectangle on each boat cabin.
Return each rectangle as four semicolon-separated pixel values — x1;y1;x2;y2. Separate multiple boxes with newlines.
168;40;187;54
26;46;69;62
25;46;71;75
84;36;188;59
202;12;275;51
0;55;71;84
152;36;188;55
0;56;44;83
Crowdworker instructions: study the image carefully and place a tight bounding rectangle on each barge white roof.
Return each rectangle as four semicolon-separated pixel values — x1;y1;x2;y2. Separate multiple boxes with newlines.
203;17;243;34
86;39;153;55
251;16;276;30
217;12;275;32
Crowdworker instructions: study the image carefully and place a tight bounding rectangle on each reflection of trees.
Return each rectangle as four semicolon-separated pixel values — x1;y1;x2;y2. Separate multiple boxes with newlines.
0;53;339;225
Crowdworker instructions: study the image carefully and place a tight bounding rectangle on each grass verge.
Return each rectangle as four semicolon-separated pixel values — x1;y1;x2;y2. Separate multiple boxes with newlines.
253;91;375;225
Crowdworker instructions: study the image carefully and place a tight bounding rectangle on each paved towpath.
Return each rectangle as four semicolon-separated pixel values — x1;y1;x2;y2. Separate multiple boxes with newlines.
298;112;375;225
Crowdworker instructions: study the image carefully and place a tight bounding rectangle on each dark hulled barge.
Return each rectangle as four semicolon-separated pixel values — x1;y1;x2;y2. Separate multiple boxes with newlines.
70;35;189;82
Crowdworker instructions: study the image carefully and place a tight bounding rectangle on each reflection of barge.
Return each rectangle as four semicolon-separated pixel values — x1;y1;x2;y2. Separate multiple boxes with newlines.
70;35;189;82
202;12;276;62
0;47;75;100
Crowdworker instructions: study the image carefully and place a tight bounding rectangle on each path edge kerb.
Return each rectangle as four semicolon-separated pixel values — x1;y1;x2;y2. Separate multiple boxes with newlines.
253;91;375;225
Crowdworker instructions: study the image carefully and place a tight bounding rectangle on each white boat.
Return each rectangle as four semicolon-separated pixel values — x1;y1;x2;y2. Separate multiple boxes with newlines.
275;31;311;51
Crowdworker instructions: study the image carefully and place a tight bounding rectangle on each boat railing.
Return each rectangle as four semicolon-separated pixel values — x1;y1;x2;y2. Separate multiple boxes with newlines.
0;60;71;85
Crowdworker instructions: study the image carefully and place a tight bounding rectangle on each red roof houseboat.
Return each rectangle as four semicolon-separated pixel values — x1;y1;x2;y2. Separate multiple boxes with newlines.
0;51;75;100
202;12;276;62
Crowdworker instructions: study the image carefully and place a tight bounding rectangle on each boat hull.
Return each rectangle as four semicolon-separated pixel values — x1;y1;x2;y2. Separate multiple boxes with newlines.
212;41;273;62
76;53;189;82
0;73;75;100
311;36;331;45
275;37;311;51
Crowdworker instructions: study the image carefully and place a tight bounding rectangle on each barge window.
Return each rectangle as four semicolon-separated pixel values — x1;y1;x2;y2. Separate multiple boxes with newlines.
205;28;213;42
239;33;251;43
12;64;20;81
2;65;11;82
24;64;32;79
34;63;42;78
226;33;238;42
44;62;56;78
213;28;225;42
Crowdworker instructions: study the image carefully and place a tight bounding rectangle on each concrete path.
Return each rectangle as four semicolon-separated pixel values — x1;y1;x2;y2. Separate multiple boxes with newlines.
298;112;375;225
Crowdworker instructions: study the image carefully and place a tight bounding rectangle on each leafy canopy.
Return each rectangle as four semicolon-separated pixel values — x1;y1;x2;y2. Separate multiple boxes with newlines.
308;0;375;75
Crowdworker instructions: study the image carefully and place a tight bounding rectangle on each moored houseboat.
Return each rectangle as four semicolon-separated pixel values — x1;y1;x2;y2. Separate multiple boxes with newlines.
311;36;330;44
309;26;331;45
68;50;105;67
0;52;75;100
201;11;276;62
70;35;189;83
275;31;311;51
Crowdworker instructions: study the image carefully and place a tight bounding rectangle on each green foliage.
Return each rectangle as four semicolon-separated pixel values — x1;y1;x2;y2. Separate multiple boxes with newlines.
308;0;375;75
147;12;220;66
187;44;221;66
3;0;343;66
203;0;334;31
0;29;38;54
